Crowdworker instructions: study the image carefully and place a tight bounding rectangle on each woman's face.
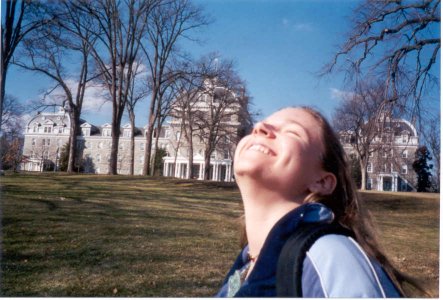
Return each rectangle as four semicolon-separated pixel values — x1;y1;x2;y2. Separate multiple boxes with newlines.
234;107;325;199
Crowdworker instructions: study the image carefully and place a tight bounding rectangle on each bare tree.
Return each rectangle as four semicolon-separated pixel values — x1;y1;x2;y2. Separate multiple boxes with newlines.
75;0;158;175
14;1;96;173
141;0;209;176
151;74;179;175
170;61;205;179
323;0;440;121
333;81;388;190
194;55;246;180
421;113;440;189
126;60;149;175
1;94;24;135
1;137;23;172
1;0;49;133
0;94;25;171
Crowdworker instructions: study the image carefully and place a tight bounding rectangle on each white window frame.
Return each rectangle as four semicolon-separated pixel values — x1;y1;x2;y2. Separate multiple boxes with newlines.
402;150;408;158
401;165;408;174
367;163;373;173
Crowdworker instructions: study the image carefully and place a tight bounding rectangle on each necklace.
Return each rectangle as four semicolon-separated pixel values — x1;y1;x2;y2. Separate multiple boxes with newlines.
248;252;258;263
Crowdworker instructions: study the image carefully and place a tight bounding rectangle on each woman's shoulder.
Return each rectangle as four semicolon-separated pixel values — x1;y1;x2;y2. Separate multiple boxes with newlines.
301;234;400;298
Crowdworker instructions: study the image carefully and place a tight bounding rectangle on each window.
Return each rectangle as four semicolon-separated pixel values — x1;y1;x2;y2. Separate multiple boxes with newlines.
369;151;374;158
139;156;144;163
140;143;145;150
30;151;34;158
366;178;372;190
44;126;52;133
96;154;101;163
124;130;131;138
402;135;408;143
42;139;50;146
82;128;90;136
103;129;111;137
382;150;387;158
402;150;408;158
382;164;387;173
367;163;373;173
402;165;408;174
32;138;36;146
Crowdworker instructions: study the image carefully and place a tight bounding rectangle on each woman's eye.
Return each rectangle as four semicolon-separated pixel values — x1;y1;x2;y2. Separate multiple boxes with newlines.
285;130;299;137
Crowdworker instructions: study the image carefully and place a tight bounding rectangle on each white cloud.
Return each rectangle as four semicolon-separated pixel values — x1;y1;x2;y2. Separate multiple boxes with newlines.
38;79;112;123
293;23;313;32
330;88;355;101
282;18;313;32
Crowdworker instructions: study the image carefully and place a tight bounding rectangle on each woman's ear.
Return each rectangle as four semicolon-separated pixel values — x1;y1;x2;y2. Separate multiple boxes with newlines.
308;172;337;196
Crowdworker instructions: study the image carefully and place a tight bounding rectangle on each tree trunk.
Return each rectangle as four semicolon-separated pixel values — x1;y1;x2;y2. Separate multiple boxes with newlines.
109;122;120;175
67;111;80;173
151;114;162;176
187;136;194;179
129;111;136;175
143;91;157;176
0;67;6;135
203;144;211;180
359;158;368;191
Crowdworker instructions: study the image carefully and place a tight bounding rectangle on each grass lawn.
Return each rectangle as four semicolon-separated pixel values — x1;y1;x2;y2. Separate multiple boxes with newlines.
0;173;439;297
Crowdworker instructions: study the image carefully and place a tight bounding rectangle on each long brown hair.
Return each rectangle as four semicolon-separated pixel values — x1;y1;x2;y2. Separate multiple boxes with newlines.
301;106;425;297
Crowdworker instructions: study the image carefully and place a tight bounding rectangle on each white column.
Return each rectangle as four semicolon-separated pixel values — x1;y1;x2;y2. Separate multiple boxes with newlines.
200;163;204;179
212;163;216;181
175;163;180;178
226;164;231;181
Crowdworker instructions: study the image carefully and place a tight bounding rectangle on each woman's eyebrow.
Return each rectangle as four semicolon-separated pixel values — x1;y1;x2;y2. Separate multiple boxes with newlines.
285;120;309;135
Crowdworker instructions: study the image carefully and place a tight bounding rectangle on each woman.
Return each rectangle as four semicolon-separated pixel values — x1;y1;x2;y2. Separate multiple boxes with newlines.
216;106;420;297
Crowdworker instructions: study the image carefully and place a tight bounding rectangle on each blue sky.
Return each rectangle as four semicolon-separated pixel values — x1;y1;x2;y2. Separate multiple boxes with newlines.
5;0;440;127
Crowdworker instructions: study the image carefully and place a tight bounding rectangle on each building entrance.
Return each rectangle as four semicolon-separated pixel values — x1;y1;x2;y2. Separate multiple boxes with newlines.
383;177;393;191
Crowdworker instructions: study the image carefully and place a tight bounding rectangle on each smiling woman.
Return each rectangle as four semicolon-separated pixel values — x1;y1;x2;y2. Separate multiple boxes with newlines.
215;106;424;298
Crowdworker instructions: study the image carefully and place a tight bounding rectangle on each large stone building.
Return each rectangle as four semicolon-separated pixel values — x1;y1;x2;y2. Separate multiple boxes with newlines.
340;116;419;192
21;81;244;181
22;101;419;190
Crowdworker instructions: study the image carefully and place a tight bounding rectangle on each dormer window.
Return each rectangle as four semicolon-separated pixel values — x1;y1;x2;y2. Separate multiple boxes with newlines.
103;128;111;137
44;126;52;133
402;134;408;143
82;128;90;136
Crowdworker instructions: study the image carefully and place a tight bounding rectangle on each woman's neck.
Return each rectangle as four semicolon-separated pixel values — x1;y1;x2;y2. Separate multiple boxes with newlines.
238;178;304;260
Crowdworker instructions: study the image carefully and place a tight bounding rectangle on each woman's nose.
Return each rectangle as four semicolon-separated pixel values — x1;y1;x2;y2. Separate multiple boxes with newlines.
253;122;276;138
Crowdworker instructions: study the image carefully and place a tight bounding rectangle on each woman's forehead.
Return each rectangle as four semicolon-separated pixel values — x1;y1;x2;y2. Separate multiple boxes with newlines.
266;107;316;124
